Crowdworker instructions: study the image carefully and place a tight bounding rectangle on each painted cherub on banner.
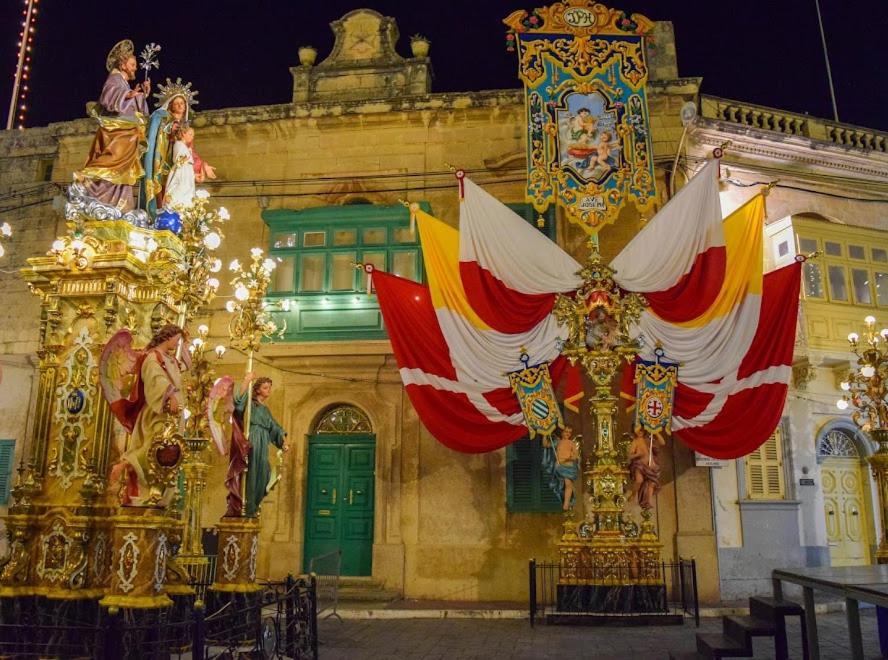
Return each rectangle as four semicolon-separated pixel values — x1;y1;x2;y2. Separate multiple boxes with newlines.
557;90;622;183
100;324;188;506
543;426;581;511
627;426;665;510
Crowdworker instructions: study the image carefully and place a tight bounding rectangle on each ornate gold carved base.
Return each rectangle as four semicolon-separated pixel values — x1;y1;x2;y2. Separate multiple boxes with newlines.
558;536;663;586
0;508;114;600
99;506;173;609
209;516;261;593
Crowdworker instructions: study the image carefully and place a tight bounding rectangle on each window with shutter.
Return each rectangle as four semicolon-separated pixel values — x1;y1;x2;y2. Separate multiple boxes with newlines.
745;429;785;499
506;437;562;513
0;440;15;506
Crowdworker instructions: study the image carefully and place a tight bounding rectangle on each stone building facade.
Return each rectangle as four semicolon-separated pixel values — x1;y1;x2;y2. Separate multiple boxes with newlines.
0;9;886;603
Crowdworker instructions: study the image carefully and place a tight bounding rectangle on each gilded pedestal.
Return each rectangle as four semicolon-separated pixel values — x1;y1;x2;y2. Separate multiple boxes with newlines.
868;430;888;564
0;221;181;603
99;506;173;609
209;516;262;593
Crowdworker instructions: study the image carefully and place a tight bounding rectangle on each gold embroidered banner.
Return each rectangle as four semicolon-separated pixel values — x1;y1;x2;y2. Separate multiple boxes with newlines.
505;1;658;233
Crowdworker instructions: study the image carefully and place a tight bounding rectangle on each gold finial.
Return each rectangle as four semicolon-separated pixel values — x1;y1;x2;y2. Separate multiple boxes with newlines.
762;181;778;196
443;162;457;172
397;198;410;208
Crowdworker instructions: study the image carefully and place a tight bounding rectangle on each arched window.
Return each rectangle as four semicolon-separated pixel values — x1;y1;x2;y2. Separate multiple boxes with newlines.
817;428;861;459
314;405;372;434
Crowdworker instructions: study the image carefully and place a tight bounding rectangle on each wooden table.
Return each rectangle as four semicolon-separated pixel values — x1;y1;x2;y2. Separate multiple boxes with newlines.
772;565;888;660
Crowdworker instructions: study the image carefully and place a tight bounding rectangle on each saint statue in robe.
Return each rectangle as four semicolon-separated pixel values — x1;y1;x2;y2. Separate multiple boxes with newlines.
77;40;150;213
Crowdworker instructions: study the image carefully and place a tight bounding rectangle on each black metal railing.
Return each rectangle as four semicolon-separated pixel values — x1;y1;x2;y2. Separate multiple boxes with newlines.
0;573;318;659
528;557;699;626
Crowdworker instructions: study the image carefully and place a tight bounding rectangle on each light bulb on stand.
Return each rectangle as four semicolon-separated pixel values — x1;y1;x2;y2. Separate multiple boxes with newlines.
848;332;860;343
210;258;222;273
203;232;221;250
51;239;65;252
214;345;226;358
250;247;263;258
840;381;851;391
218;207;230;221
207;277;220;290
861;365;876;378
1;222;12;236
865;315;876;326
263;258;277;272
225;300;236;313
228;259;241;272
837;399;849;410
234;285;249;301
197;324;209;336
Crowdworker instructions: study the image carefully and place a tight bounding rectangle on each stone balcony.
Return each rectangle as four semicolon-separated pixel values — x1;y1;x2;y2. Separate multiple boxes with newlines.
701;95;888;153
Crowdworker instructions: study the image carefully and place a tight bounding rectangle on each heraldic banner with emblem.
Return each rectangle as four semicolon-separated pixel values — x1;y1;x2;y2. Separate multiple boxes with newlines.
504;1;658;233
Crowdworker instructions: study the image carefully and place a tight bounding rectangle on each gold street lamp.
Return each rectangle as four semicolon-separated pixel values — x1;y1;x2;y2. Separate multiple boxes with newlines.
179;325;227;559
837;315;888;562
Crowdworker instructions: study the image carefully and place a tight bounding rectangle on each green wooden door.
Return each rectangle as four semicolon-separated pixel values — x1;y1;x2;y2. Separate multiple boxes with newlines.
303;434;375;576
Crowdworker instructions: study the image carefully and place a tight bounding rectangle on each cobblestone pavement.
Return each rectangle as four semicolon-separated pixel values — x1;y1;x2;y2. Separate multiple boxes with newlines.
318;610;882;659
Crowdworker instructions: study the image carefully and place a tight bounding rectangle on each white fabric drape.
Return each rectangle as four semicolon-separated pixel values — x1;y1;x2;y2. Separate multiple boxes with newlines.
611;159;722;291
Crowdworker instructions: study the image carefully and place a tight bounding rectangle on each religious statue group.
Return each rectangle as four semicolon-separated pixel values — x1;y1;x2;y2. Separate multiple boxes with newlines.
68;39;215;230
100;325;289;517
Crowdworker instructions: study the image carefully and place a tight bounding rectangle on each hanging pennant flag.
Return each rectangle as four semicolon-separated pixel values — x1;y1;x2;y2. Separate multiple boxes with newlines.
504;1;658;233
508;352;564;440
634;347;678;437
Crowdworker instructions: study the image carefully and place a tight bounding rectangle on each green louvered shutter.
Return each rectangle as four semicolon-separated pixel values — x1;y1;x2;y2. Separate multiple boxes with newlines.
0;440;15;506
507;437;562;513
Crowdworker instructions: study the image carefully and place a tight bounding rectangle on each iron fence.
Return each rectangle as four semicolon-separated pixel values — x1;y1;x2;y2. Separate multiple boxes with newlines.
0;572;317;659
528;557;699;626
308;549;342;622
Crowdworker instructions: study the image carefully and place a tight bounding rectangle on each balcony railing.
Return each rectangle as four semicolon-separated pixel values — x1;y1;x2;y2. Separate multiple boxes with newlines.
702;96;888;154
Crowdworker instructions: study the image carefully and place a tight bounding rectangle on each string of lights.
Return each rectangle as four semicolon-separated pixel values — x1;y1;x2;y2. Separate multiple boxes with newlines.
6;0;39;130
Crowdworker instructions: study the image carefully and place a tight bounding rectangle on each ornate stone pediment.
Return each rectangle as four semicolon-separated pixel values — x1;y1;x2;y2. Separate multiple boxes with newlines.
322;9;403;66
290;9;431;104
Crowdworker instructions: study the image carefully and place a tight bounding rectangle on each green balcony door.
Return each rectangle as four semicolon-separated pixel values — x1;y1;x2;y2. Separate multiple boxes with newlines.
303;433;375;576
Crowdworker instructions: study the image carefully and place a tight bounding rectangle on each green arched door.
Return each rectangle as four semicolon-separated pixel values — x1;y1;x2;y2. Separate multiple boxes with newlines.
303;406;375;576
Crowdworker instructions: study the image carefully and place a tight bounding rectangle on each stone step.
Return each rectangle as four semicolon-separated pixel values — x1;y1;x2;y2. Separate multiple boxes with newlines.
748;596;804;620
695;633;750;659
337;587;400;602
668;652;701;660
723;614;776;642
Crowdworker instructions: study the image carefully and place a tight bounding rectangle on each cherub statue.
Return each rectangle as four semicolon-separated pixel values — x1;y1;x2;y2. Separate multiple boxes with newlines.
208;372;289;517
100;324;188;505
543;426;580;511
627;425;665;510
162;123;197;210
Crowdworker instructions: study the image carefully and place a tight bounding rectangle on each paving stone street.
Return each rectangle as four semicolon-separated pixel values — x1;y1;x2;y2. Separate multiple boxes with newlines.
317;610;882;659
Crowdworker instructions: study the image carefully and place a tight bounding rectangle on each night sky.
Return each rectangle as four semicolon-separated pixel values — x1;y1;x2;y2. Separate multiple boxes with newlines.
2;0;887;131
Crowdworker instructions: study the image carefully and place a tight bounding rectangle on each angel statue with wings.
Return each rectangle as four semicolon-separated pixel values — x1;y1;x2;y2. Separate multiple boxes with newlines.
208;372;289;517
100;324;188;506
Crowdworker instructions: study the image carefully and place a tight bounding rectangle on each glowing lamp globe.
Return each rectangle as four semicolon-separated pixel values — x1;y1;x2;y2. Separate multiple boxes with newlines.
234;285;249;301
203;232;221;250
837;399;849;410
861;365;876;378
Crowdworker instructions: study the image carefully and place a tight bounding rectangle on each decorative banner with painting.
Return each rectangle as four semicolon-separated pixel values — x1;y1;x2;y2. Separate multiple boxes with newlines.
504;1;658;233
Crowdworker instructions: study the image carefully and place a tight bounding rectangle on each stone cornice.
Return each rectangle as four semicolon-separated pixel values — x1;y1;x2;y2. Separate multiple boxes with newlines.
691;120;888;188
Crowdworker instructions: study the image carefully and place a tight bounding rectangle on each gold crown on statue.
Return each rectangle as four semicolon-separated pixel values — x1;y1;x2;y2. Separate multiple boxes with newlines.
153;77;199;111
106;39;134;72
